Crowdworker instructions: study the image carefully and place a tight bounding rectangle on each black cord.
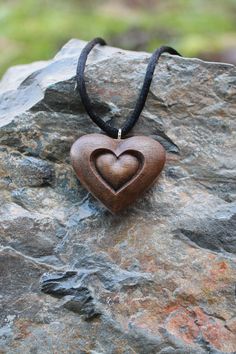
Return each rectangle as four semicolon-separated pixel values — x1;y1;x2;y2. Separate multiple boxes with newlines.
76;37;181;138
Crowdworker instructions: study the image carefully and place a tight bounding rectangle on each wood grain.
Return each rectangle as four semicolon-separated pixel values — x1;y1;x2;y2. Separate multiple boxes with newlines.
70;134;166;213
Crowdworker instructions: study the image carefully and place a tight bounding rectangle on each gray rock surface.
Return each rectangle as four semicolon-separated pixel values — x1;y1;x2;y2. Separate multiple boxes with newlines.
0;39;236;353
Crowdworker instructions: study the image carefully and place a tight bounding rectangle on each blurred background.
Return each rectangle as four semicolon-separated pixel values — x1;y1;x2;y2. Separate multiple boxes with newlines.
0;0;236;78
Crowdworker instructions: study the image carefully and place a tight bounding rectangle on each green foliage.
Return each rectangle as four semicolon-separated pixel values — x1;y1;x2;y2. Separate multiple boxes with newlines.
0;0;130;76
0;0;235;77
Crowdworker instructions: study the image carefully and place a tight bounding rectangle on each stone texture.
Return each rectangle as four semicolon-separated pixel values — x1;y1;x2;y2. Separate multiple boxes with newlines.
0;39;236;353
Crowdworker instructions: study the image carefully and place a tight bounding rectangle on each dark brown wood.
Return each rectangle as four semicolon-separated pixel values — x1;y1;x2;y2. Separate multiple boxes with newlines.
70;134;166;213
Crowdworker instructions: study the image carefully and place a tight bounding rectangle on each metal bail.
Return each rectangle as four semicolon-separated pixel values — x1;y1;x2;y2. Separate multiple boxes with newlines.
118;129;122;140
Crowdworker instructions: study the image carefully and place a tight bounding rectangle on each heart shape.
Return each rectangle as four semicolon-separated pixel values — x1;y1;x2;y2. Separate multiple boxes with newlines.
94;151;140;191
70;134;166;213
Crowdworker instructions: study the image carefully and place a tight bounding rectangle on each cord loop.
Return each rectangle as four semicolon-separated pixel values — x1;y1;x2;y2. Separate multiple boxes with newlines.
76;37;181;138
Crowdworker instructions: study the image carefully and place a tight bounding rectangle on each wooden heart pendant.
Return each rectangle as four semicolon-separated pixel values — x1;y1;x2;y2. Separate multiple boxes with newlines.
70;134;166;213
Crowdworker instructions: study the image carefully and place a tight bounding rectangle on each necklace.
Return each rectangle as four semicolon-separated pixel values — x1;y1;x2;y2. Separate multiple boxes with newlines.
70;38;181;213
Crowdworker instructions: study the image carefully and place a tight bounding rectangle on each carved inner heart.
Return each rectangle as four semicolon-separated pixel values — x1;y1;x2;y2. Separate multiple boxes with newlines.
95;152;140;191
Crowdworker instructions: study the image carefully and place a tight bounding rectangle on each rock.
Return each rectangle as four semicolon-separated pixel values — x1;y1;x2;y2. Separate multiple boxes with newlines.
0;39;236;353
